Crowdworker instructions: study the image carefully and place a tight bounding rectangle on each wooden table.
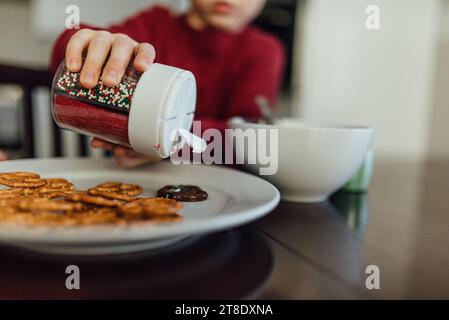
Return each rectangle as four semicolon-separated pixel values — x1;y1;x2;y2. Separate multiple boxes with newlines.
0;161;448;299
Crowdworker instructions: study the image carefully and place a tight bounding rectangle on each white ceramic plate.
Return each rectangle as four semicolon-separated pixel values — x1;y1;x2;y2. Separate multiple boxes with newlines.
0;159;279;255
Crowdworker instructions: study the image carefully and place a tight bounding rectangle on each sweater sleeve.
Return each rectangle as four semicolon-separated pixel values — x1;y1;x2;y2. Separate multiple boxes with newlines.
49;6;172;74
197;35;286;135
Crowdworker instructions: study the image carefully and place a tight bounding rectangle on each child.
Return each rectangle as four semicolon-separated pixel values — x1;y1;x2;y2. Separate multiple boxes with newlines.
51;0;285;167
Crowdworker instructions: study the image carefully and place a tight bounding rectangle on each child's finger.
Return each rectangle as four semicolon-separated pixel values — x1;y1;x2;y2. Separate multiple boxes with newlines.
91;138;116;151
114;147;130;157
80;32;113;88
91;139;134;157
115;154;161;169
134;43;156;73
0;150;8;161
102;35;136;87
65;29;94;72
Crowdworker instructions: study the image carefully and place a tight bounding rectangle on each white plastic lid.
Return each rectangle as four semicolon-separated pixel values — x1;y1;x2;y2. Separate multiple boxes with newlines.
128;63;197;158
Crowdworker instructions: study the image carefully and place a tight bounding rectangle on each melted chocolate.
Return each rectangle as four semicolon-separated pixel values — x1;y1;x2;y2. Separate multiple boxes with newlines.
157;185;208;202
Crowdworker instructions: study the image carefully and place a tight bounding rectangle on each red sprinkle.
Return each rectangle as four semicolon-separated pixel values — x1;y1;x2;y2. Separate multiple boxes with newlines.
54;95;130;147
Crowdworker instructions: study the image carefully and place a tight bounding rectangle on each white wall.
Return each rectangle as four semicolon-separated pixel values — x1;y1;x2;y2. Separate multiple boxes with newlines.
31;0;189;41
428;0;449;160
0;0;186;67
0;1;50;67
295;0;442;161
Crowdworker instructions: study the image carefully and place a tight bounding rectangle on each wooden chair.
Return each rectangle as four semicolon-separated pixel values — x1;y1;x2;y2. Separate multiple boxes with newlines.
0;64;89;158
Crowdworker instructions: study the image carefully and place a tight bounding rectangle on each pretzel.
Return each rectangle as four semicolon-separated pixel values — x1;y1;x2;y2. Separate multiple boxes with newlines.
36;178;75;199
0;178;46;189
0;208;46;227
87;181;143;202
0;172;40;180
0;205;18;216
16;198;85;212
0;188;26;199
88;188;136;201
42;191;75;199
1;198;19;207
0;177;73;197
0;207;119;227
0;211;78;227
66;192;125;207
1;196;84;227
37;178;74;194
0;172;186;227
0;172;46;189
66;208;120;225
118;183;144;196
0;198;16;207
119;198;183;218
0;194;39;206
91;182;143;195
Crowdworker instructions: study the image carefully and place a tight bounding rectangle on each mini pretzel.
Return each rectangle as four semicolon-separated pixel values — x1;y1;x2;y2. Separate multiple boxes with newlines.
0;178;46;189
0;208;119;227
0;199;19;208
88;188;136;201
119;198;183;217
0;173;185;227
66;192;125;207
87;182;143;201
37;178;74;194
0;206;18;215
0;172;40;180
16;198;85;212
92;182;143;196
119;184;144;196
43;191;75;199
0;211;78;227
0;194;39;206
0;188;26;199
67;208;120;225
0;172;46;189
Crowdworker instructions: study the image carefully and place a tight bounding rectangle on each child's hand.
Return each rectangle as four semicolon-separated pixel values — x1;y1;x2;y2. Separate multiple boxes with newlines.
65;29;156;88
0;150;8;161
67;29;158;169
91;138;162;168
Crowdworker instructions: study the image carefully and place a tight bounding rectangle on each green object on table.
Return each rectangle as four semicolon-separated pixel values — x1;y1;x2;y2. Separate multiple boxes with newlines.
332;192;369;233
341;150;374;193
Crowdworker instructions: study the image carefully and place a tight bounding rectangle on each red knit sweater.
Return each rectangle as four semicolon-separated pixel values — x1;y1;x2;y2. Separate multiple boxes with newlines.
51;6;286;134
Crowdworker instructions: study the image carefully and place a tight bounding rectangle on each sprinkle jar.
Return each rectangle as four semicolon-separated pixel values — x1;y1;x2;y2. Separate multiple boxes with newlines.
51;60;197;158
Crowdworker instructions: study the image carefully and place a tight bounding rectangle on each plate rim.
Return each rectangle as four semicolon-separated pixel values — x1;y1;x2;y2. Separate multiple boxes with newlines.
0;158;280;244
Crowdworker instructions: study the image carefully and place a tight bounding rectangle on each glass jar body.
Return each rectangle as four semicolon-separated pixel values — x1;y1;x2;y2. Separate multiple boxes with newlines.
51;60;140;147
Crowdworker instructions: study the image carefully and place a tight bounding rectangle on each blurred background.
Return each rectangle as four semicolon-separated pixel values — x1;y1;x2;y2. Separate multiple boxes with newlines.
0;0;447;161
